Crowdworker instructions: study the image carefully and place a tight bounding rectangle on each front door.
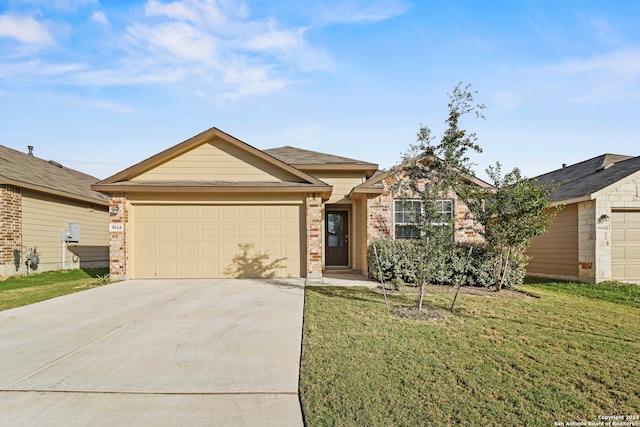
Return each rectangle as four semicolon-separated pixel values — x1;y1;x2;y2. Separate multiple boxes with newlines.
326;211;349;266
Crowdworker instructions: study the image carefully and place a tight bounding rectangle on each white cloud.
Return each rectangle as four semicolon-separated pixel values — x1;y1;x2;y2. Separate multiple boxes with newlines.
145;0;207;23
521;47;640;103
127;21;219;62
91;10;110;28
0;0;402;101
0;60;84;80
315;0;410;25
246;27;305;52
0;14;55;46
546;47;640;76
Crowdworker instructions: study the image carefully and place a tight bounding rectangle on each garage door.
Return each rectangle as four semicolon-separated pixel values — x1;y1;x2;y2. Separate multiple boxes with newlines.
132;204;303;278
611;210;640;282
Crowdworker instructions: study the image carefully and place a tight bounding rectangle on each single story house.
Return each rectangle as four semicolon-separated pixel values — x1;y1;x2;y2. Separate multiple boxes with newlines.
93;127;487;280
526;154;640;283
0;145;110;278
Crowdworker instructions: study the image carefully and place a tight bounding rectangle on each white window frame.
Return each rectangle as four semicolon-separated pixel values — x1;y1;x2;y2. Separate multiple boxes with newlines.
394;199;454;240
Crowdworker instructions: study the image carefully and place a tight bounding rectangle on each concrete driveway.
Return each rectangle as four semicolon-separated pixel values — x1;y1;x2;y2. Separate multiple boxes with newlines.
0;279;305;426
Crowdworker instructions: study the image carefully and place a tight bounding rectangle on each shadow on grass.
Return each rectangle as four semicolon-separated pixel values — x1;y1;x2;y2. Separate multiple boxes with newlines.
80;268;109;278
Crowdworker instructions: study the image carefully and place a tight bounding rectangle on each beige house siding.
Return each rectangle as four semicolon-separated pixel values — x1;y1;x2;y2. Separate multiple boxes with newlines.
20;189;109;273
132;141;304;183
316;172;366;204
526;204;579;280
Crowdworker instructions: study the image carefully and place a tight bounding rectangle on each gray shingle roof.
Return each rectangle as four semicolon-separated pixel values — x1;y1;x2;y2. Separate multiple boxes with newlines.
535;153;640;202
0;145;108;204
263;146;377;167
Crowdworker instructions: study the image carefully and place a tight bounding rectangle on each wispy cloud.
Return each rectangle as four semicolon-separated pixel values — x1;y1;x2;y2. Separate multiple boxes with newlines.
543;47;640;76
0;14;55;46
521;47;640;103
91;10;110;28
0;0;407;101
314;0;411;25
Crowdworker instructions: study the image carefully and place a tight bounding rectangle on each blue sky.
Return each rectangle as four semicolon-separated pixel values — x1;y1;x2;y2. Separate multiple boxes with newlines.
1;0;639;181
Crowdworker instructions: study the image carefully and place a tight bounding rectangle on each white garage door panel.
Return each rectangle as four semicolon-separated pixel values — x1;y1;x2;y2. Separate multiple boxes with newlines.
133;204;302;279
611;211;640;281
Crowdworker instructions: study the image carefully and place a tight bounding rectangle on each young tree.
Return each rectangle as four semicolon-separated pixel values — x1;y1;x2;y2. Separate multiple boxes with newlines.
467;162;561;291
392;83;485;310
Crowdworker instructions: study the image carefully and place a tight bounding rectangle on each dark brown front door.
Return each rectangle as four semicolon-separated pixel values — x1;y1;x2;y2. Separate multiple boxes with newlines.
326;211;349;266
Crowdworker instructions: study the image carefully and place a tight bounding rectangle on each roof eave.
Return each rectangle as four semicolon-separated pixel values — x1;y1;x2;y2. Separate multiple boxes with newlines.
551;195;592;206
91;182;332;195
293;164;379;177
1;177;108;206
348;186;384;200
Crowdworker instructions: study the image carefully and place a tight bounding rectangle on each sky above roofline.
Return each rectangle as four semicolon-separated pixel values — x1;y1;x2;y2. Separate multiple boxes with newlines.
1;0;639;183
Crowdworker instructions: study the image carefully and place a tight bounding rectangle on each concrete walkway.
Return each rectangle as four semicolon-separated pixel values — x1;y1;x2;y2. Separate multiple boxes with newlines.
0;279;305;426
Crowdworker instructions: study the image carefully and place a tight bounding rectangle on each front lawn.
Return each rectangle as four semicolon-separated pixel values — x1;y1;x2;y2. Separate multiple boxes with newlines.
299;281;640;426
0;268;110;311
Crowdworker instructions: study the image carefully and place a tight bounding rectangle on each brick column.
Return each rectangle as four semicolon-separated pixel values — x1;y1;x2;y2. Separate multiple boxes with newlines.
306;193;323;278
578;201;597;282
367;192;393;240
108;193;129;280
0;185;23;276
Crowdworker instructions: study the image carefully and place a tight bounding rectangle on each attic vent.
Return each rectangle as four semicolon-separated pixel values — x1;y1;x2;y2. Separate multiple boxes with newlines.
48;160;63;168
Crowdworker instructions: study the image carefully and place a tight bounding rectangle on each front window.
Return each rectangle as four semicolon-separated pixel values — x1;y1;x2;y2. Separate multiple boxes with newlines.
394;199;454;239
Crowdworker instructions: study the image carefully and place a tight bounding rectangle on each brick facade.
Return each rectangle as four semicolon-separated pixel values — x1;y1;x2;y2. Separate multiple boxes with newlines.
366;175;484;244
306;193;323;278
108;193;129;280
0;185;22;275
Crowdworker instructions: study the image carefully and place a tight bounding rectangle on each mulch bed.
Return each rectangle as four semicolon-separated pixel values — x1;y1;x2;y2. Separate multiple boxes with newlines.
378;283;534;321
378;283;533;299
392;305;451;321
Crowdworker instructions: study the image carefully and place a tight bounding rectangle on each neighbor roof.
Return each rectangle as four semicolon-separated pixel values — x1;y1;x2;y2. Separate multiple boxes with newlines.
263;146;379;176
535;153;640;203
0;145;108;205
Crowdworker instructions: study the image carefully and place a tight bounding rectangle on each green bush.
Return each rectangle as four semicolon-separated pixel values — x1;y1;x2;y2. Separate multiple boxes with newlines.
367;239;526;288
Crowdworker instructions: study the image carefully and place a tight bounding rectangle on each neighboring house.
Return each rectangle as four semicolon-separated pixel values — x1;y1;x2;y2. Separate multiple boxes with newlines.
526;154;640;283
0;145;110;278
92;127;487;281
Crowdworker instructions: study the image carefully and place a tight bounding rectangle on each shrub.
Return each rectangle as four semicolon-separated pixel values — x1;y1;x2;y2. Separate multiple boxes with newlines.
367;239;526;288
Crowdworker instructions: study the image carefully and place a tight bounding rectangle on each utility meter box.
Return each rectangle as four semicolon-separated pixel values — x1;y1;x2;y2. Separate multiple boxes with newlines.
62;222;80;242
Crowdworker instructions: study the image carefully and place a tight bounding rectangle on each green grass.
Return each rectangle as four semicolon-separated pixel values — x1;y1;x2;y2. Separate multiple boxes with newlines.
523;277;640;308
0;268;110;311
300;283;640;426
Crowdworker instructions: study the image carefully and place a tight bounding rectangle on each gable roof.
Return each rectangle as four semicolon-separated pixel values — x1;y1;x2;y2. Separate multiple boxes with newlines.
349;157;493;198
0;145;108;205
535;153;640;203
92;127;332;199
263;146;378;176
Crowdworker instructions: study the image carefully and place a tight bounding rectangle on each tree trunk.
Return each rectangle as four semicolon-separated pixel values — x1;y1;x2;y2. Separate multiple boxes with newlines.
496;247;512;292
417;281;425;311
